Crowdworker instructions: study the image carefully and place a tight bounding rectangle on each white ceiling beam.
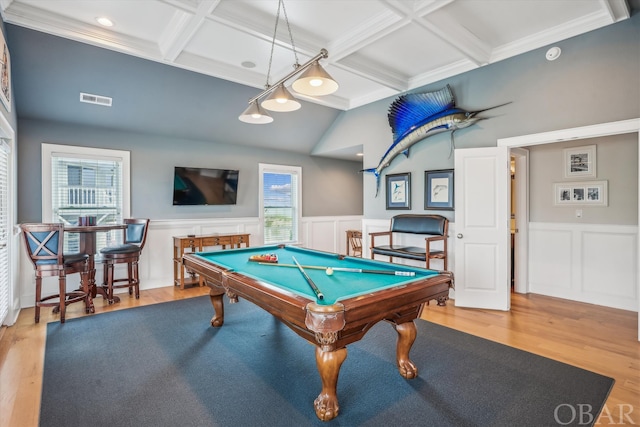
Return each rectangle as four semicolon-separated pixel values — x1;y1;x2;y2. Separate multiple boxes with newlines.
336;55;407;92
325;10;407;62
413;15;492;67
159;1;221;62
601;0;631;22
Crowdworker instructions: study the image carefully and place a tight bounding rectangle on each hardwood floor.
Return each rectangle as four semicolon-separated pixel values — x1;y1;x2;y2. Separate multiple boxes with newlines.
1;288;638;426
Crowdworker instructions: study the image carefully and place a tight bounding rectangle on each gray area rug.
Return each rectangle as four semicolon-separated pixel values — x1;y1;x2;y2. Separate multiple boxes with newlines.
41;296;613;426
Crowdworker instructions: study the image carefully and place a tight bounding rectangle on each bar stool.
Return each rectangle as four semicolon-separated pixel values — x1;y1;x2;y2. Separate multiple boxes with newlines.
99;218;149;304
20;223;91;323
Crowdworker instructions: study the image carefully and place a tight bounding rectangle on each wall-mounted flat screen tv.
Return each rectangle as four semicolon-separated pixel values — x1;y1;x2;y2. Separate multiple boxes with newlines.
173;167;239;206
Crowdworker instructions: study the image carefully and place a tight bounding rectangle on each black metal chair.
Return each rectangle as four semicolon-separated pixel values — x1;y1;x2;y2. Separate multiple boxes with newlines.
20;223;91;323
99;218;149;304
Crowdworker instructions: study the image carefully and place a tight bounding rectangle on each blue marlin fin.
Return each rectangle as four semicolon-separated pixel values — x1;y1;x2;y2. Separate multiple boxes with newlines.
402;149;410;158
387;85;455;143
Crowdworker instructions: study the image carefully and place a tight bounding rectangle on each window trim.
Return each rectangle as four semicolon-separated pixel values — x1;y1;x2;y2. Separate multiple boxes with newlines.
41;143;131;221
259;163;302;245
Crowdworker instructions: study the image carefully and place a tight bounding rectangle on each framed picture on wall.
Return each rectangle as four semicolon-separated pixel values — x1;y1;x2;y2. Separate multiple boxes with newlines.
554;180;608;206
425;169;454;210
0;29;10;112
386;172;411;210
563;145;596;178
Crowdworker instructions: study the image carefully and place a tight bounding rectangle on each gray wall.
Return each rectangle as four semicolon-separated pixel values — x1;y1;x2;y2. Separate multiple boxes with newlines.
529;134;638;225
316;13;640;219
17;119;363;223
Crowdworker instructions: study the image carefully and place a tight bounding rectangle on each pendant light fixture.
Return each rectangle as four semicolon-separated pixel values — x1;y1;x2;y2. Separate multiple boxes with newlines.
291;60;340;96
261;84;301;112
238;0;338;124
238;100;273;124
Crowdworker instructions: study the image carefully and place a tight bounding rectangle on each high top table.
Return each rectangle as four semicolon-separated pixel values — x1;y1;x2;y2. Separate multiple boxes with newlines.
65;224;128;309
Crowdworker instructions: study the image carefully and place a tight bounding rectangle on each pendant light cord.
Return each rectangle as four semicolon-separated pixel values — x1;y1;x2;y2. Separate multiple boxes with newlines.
266;0;300;89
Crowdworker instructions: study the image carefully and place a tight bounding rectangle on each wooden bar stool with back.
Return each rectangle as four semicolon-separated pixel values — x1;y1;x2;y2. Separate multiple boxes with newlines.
99;218;150;304
20;223;92;323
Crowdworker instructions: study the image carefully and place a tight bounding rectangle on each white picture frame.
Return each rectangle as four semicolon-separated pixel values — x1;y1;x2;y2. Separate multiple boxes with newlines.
563;145;596;178
554;180;608;206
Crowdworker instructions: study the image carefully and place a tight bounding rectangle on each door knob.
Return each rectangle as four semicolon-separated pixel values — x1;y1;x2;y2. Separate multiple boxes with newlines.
457;233;463;239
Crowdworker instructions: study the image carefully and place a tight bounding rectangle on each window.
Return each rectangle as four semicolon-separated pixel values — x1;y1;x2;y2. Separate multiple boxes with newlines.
0;140;9;325
42;144;130;252
259;163;301;244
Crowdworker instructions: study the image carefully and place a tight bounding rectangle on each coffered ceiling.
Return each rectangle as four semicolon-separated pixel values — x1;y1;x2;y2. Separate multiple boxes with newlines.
1;0;632;112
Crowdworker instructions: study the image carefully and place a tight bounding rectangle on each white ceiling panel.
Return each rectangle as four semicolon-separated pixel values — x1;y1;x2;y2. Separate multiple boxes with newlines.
354;23;467;78
432;0;605;47
1;0;631;112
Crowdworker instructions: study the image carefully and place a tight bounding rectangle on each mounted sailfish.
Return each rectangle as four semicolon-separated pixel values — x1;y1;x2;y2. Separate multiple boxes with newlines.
362;84;508;195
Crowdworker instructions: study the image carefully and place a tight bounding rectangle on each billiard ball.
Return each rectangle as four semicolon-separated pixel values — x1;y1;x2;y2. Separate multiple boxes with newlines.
326;267;334;276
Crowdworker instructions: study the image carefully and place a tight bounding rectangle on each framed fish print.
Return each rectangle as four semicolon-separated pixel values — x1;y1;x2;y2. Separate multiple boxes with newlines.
563;145;596;178
425;169;454;210
386;173;411;210
0;29;10;112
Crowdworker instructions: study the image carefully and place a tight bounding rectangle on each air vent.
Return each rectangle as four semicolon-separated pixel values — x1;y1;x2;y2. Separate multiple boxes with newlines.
80;92;112;107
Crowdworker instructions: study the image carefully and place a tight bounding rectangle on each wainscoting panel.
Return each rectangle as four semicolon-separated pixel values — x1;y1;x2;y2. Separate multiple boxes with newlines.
529;222;638;311
17;216;361;309
301;216;362;255
19;219;634;312
529;227;574;291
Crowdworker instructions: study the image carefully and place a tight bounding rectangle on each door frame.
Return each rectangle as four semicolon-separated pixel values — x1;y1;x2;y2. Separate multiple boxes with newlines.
497;118;640;341
510;147;529;294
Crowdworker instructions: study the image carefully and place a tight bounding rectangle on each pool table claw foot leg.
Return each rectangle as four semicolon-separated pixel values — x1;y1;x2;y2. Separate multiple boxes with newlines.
394;321;418;379
437;296;448;306
209;291;225;327
314;346;347;421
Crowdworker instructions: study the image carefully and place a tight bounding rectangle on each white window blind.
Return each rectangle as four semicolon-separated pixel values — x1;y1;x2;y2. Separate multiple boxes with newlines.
260;164;301;244
42;144;131;253
0;140;9;325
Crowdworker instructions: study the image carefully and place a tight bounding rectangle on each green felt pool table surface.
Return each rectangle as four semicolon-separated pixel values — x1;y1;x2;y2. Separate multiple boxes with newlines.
192;245;439;304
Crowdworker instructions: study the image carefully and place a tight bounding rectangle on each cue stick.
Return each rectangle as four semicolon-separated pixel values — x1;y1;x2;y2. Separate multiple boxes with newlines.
291;256;324;300
259;262;416;276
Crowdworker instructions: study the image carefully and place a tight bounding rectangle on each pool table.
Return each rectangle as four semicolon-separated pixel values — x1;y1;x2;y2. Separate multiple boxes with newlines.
182;244;453;421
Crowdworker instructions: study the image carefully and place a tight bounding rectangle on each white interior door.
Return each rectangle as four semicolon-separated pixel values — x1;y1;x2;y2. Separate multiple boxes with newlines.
454;146;510;310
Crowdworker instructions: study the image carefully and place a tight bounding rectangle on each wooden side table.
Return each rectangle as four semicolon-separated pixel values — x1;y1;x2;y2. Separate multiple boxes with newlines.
173;233;250;289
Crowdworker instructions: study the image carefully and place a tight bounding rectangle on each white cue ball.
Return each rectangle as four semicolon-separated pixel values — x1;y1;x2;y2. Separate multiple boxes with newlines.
326;268;334;276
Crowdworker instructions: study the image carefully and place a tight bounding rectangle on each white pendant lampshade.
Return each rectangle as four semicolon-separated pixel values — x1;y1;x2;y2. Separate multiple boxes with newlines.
261;84;301;112
238;101;273;124
292;61;339;96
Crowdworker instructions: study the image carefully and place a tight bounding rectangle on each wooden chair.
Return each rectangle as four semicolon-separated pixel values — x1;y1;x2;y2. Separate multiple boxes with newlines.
20;223;91;323
370;214;449;270
347;230;362;257
99;218;149;304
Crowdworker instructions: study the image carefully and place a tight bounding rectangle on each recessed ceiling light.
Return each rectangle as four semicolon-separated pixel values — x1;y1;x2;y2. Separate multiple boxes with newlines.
241;61;256;69
96;17;114;27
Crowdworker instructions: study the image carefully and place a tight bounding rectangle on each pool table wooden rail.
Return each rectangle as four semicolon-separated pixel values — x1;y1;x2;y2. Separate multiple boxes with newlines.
182;253;451;351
